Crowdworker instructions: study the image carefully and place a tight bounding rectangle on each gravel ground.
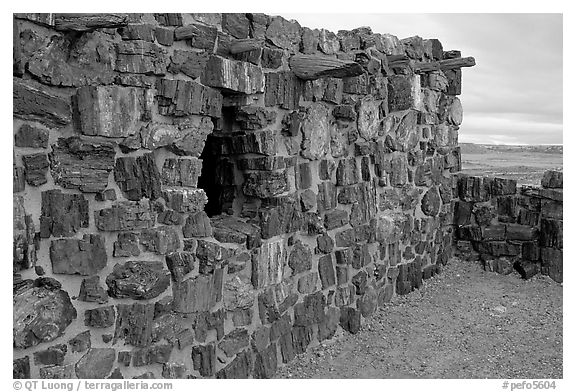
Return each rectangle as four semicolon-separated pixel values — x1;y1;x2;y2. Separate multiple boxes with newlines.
275;258;563;379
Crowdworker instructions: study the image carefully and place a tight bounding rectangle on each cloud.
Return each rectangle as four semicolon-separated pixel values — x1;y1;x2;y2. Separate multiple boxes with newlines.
460;113;563;145
280;13;563;145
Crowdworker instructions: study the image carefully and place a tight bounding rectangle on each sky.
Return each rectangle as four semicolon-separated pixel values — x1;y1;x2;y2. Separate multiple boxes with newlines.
281;13;563;145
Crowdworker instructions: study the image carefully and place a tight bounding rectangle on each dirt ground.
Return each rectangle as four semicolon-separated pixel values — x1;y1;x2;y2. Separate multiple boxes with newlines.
276;258;563;379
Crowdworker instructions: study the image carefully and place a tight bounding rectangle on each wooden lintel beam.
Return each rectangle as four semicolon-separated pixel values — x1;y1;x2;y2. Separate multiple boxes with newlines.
289;54;365;80
414;56;476;73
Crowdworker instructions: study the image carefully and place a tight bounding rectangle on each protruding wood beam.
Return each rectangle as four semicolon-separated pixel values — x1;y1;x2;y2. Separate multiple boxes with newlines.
289;54;364;80
414;57;476;73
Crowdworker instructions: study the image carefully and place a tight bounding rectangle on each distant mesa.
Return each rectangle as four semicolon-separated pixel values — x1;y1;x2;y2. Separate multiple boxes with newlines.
459;143;563;155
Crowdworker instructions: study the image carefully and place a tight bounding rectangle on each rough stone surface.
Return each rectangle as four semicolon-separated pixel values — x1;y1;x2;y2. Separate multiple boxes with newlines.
301;103;332;160
14;195;37;272
132;344;172;366
139;226;181;255
219;329;250;357
421;187;442;216
157;78;222;118
14;356;30;379
388;75;421;112
165;251;195;284
298;273;319;294
119;24;155;41
172;269;224;313
336;158;359;186
94;188;117;201
223;276;255;311
68;331;91;353
201;56;264;94
84;306;115;328
195;240;235;273
235;106;277;130
95;200;155;231
168;50;209;78
13;279;77;349
252;239;287;289
78;276;109;304
191;344;216;377
266;16;301;52
39;364;75;379
75;348;116;379
339;306;361;334
113;303;155;347
50;234;107;275
50;137;115;193
40;190;89;238
318;254;336;289
115;41;167;75
33;344;67;366
114;154;162;201
216;350;253;379
162;158;202;187
14;166;26;193
183;211;213;238
541;170;563;189
211;215;261;248
288;241;313;275
15;124;48;148
154;13;183;26
324;209;350;230
541;247;562;283
317;29;340;54
174;23;217;50
264;71;302;110
13;77;71;127
139;117;214;156
22;153;49;186
439;95;463;126
357;96;381;141
75;86;152;137
214;130;277;156
262;48;284;69
243;170;289;198
222;13;250;39
301;189;317;211
106;261;171;300
113;232;141;257
163;187;208;213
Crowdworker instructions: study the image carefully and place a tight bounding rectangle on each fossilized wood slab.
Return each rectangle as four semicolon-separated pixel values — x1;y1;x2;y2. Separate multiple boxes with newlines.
289;54;364;80
13;78;71;127
54;14;128;31
414;57;476;72
229;38;264;54
13;279;77;349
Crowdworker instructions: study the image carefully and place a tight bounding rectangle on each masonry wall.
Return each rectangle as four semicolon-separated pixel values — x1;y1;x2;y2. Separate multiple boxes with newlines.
454;171;563;283
13;13;472;379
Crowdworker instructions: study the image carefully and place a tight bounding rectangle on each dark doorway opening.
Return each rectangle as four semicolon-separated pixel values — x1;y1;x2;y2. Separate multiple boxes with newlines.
197;106;236;217
197;139;221;217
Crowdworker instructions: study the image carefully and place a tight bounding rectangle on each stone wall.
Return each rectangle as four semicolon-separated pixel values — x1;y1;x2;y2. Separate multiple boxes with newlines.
454;171;563;283
13;13;474;379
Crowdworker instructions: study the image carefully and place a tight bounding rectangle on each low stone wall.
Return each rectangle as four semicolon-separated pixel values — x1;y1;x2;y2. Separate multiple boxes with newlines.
453;171;563;283
13;13;474;379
